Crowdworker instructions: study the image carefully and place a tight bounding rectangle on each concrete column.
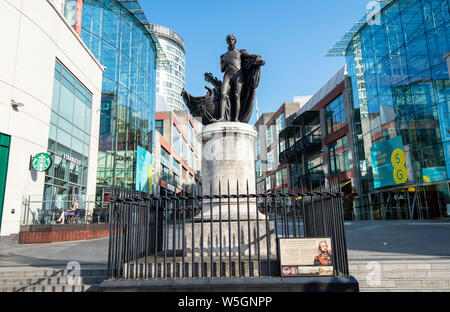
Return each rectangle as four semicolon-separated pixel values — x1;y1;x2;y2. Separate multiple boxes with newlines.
74;0;85;37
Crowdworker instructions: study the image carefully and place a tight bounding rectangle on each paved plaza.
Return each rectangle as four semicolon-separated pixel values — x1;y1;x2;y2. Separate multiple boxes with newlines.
1;221;449;268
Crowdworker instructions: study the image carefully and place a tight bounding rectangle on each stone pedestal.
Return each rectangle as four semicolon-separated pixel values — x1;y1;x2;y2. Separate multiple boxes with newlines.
184;220;277;257
196;122;263;221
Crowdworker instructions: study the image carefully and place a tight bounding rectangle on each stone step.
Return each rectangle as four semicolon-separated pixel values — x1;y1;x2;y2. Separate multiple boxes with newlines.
352;270;450;280
0;267;107;277
361;288;450;292
0;266;107;292
0;284;100;292
0;275;106;285
349;261;450;272
357;279;449;289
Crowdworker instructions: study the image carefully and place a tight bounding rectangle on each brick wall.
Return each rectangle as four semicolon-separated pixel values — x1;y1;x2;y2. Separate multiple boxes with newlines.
19;224;110;244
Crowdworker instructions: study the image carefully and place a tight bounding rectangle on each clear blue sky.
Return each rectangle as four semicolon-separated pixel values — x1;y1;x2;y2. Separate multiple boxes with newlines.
142;0;369;123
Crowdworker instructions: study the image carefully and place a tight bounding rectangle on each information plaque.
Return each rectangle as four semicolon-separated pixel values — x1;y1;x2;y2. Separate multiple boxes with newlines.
279;237;335;277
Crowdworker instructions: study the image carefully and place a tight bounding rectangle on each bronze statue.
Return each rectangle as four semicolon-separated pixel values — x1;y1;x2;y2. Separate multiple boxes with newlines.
182;34;265;125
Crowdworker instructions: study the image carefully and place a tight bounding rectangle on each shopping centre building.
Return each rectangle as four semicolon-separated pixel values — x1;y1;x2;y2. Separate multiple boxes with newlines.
280;0;450;220
80;0;164;197
0;0;168;244
0;0;104;242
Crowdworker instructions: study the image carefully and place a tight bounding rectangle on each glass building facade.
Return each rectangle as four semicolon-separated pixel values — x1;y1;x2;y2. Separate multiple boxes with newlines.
44;59;93;213
329;0;450;220
80;0;157;192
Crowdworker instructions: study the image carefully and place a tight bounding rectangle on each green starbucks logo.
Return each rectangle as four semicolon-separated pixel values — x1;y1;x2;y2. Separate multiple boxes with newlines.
32;153;52;172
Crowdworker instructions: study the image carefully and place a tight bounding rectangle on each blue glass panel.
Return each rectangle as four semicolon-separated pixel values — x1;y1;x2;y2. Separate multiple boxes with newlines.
389;46;409;85
445;142;450;180
82;0;102;37
401;0;425;43
368;96;380;114
362;35;375;72
431;62;449;81
59;84;75;122
81;30;101;60
376;57;394;106
365;66;378;100
55;60;62;73
129;61;138;95
72;126;84;141
57;128;72;149
73;97;87;131
437;101;450;142
58;116;72;134
120;20;131;58
373;28;388;62
101;42;118;81
410;70;435;110
119;54;130;88
102;8;119;47
385;10;404;53
398;0;415;12
422;0;449;31
426;24;449;68
405;34;430;76
131;29;141;64
393;79;414;116
117;86;130;123
72;137;84;155
49;124;57;141
433;68;450;104
51;80;61;112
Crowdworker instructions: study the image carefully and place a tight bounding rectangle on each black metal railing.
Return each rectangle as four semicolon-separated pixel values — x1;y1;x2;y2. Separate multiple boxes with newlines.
107;179;348;280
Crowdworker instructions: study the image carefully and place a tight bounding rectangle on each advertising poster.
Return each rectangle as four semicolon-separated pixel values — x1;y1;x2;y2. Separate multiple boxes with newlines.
279;238;334;277
136;145;153;194
370;135;407;189
422;167;448;183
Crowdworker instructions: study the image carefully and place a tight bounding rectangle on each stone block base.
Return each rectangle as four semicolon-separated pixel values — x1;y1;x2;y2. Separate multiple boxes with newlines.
183;220;277;257
100;276;360;292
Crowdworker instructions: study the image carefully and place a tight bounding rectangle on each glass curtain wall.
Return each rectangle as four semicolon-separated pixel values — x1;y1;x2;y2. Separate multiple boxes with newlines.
80;0;157;191
45;59;93;214
346;0;450;219
325;94;346;135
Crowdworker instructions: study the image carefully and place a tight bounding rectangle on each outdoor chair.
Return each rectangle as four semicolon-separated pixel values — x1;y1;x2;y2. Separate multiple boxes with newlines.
75;209;86;223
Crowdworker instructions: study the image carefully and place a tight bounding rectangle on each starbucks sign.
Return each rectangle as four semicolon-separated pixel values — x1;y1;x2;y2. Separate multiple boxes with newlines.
32;153;52;172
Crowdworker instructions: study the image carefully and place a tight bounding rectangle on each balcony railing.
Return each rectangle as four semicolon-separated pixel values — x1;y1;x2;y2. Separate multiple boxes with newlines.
21;196;111;226
279;131;322;164
160;171;180;189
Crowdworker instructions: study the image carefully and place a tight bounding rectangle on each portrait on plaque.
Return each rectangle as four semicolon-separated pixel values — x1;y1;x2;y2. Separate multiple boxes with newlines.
279;237;335;277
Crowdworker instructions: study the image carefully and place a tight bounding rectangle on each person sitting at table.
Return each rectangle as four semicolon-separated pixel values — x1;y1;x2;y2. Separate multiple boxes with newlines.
56;200;79;224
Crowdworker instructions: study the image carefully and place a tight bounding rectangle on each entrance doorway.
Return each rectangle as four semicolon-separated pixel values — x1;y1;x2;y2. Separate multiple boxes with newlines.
68;184;80;203
0;133;11;232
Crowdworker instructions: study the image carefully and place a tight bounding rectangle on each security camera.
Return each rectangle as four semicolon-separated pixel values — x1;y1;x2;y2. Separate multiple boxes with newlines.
11;100;25;108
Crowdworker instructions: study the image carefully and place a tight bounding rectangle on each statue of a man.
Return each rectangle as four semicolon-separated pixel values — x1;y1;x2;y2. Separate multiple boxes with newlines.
183;34;265;125
217;34;243;122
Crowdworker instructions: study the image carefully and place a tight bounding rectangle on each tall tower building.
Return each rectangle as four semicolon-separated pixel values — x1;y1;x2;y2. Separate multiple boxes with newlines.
150;24;186;111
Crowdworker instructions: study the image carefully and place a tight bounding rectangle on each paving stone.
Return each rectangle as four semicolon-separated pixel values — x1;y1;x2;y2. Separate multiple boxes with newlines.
422;280;449;288
426;271;450;279
395;280;423;288
431;264;450;270
406;264;432;270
